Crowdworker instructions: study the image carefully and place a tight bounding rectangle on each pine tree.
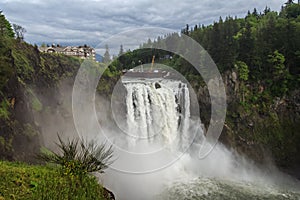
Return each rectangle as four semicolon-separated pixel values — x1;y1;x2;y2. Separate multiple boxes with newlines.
184;24;189;35
252;8;258;16
103;44;111;63
285;0;294;5
238;21;254;66
264;6;271;15
194;24;198;31
0;11;14;38
118;44;124;56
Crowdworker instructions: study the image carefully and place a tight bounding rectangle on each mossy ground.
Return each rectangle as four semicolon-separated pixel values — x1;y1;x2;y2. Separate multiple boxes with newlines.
0;161;107;200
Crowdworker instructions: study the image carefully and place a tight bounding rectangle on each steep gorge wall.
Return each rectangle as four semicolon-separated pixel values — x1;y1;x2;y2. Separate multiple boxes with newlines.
195;70;300;177
0;40;81;162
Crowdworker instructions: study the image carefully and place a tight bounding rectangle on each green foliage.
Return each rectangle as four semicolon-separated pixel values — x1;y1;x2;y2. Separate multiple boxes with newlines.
235;61;249;81
38;134;114;177
129;8;300;105
0;37;14;90
267;50;289;96
97;62;121;95
252;110;299;165
38;53;80;87
0;12;93;163
0;11;14;38
0;98;10;119
284;3;300;18
0;161;107;200
12;48;34;81
113;7;299;96
268;50;286;77
0;12;82;161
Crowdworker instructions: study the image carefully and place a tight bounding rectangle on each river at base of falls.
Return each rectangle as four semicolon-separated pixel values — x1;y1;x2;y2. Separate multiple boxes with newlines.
158;177;300;200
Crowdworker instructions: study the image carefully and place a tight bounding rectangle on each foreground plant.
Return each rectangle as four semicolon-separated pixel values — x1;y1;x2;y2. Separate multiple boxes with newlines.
38;134;114;176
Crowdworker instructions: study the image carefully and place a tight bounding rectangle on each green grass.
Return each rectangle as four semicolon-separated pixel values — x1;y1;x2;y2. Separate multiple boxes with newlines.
0;161;107;200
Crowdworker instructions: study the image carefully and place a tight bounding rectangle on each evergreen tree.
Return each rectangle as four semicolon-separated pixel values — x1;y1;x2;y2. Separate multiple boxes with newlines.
118;44;124;56
218;17;239;70
194;24;198;31
264;6;271;15
184;24;189;35
285;0;294;5
0;11;14;38
238;21;254;67
252;8;258;16
247;10;251;16
103;44;111;63
285;3;300;18
207;22;221;68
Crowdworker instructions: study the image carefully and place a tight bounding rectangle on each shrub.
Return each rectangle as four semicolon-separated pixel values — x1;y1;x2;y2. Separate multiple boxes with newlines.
38;134;114;177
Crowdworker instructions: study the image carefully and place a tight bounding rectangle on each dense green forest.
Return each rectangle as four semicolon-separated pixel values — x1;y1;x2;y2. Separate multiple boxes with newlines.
113;4;300;98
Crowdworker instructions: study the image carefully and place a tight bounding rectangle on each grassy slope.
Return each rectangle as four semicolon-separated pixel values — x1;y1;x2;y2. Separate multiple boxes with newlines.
0;161;107;200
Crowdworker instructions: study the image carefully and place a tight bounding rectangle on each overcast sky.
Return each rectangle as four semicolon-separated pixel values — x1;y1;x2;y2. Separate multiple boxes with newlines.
1;0;284;54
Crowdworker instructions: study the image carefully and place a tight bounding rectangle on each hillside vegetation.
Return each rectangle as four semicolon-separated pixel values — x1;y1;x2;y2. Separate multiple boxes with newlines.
0;161;106;200
0;11;119;162
0;11;116;199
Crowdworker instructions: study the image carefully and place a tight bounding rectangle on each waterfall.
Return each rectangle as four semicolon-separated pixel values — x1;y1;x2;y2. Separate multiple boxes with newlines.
123;79;192;149
100;77;300;200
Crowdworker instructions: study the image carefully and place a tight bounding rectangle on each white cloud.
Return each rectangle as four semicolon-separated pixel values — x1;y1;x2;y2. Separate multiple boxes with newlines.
2;0;285;51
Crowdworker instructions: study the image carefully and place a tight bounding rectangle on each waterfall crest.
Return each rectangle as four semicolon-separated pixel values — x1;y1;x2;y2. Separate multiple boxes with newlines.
123;79;193;149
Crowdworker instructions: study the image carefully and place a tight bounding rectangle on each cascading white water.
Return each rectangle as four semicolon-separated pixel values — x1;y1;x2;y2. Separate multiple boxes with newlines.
123;79;191;148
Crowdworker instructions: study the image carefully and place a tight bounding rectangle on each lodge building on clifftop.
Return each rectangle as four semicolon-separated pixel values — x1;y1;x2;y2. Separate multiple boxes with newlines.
38;44;96;60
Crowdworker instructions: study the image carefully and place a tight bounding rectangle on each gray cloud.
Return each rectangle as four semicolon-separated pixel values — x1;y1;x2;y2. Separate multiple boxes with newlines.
2;0;284;53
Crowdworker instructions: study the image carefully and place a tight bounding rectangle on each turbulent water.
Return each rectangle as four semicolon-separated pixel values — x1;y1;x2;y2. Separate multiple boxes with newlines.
100;77;300;200
159;178;300;200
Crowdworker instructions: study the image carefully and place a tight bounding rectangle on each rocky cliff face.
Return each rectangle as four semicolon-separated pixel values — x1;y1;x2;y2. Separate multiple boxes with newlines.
0;75;41;161
0;40;81;162
195;69;300;177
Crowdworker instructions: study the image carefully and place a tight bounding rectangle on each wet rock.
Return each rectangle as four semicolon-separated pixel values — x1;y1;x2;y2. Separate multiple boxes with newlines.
155;82;161;89
103;187;116;200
